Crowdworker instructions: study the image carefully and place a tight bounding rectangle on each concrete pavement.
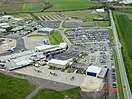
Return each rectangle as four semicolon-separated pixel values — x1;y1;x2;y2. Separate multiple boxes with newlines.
109;9;132;99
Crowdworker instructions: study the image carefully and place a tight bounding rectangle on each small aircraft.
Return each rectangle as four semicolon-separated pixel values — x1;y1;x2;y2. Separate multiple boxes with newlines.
3;45;15;53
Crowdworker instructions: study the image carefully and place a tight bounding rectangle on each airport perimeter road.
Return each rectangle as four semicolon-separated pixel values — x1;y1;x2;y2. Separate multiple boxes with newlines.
109;10;132;99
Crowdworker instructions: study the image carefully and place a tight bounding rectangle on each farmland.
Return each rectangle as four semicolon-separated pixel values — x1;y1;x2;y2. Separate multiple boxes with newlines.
33;87;81;99
0;0;101;13
117;9;132;14
42;0;101;11
0;3;44;12
114;13;132;92
0;4;23;12
0;73;35;99
22;3;44;12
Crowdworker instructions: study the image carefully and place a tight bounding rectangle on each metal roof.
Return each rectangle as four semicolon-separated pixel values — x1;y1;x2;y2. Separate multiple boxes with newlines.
48;59;68;66
5;61;21;70
38;28;54;32
11;26;24;32
35;45;57;51
86;66;102;74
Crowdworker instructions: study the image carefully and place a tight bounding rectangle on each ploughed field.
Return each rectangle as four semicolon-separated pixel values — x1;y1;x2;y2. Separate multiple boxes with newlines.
0;0;39;3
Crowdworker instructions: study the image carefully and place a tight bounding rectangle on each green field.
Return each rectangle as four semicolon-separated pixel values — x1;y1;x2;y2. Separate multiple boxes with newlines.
115;14;132;59
0;73;35;99
23;3;44;12
109;29;114;46
114;13;132;92
33;87;81;99
42;0;101;11
48;31;63;45
0;3;44;13
95;21;109;27
117;9;132;14
0;0;101;13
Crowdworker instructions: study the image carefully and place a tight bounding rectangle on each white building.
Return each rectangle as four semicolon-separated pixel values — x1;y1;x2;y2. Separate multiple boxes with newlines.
59;42;68;50
0;23;9;27
38;28;54;34
2;15;13;20
96;9;105;13
86;66;102;77
35;45;58;52
48;59;69;69
35;42;68;52
0;28;6;32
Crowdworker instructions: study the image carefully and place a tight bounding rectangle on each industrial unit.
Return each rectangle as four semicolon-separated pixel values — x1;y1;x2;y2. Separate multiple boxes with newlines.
86;66;108;78
48;59;69;69
86;66;102;77
38;28;54;34
35;42;68;52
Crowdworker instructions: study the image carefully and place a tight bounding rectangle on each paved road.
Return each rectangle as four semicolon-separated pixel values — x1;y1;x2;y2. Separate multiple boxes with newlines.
25;81;49;99
109;9;132;99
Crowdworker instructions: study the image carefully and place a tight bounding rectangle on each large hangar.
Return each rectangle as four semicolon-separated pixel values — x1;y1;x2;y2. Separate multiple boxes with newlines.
86;66;102;77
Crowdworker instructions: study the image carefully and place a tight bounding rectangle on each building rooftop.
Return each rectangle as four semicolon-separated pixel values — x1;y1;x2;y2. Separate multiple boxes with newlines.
0;50;34;62
35;45;56;51
86;66;102;74
11;26;24;32
48;59;68;66
98;68;108;78
5;61;21;70
38;28;54;32
0;28;6;32
59;42;67;49
0;23;9;26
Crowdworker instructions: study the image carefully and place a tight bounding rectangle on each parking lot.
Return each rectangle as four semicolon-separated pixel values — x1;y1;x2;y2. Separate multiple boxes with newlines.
66;28;117;91
63;21;95;28
40;20;61;28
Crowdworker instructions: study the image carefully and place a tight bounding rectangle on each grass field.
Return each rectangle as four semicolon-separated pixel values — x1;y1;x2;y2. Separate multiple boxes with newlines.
114;13;132;92
115;14;132;59
33;87;81;99
0;0;101;13
22;3;44;12
109;29;114;46
48;31;63;45
0;73;35;99
117;9;132;14
0;3;44;12
42;0;101;11
95;21;109;27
